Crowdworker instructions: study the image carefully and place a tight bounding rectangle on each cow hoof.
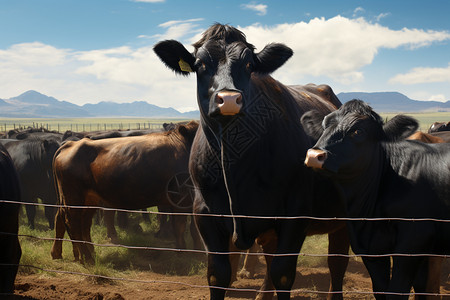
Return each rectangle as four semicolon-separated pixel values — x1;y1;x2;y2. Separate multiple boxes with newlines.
51;253;62;260
50;248;62;260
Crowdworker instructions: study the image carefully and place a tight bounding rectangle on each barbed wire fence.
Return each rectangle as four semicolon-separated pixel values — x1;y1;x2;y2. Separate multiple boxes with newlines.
0;121;169;134
1;199;449;298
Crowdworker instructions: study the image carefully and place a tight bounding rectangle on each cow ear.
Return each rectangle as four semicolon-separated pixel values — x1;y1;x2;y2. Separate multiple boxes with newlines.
301;110;325;141
383;115;419;141
177;124;189;137
253;43;293;74
153;40;195;76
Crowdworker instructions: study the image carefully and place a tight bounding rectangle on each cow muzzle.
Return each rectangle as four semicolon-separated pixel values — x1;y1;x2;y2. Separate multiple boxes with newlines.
304;148;327;169
215;91;242;116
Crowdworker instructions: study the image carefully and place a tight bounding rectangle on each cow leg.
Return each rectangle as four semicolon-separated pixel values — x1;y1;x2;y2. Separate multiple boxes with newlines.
58;207;81;262
0;204;21;294
195;213;232;300
66;208;87;263
263;221;306;300
156;205;172;239
44;203;56;230
104;210;119;244
116;210;128;229
51;207;66;259
24;196;36;229
389;257;425;299
189;216;203;250
255;230;278;300
416;257;443;300
171;214;187;249
238;242;260;279
0;233;21;294
362;256;391;300
327;227;350;300
80;208;96;264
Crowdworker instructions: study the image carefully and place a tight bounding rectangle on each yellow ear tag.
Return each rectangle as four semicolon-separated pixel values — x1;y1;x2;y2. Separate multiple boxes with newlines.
178;58;193;73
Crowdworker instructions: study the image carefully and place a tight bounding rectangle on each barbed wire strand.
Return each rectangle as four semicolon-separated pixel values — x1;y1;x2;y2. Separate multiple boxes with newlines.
0;263;447;298
2;231;449;259
1;200;449;297
2;199;450;223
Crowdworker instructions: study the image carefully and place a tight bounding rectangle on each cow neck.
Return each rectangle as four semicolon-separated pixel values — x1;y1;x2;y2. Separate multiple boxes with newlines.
335;144;390;254
337;144;385;219
168;130;189;155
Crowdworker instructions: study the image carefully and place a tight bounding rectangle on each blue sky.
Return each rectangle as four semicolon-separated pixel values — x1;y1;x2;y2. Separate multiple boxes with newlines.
1;0;450;112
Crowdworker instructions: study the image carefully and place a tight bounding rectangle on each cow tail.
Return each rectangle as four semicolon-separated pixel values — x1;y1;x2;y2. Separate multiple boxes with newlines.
52;146;65;222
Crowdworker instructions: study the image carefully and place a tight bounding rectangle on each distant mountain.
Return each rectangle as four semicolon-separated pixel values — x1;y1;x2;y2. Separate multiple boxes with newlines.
337;92;450;112
0;90;448;118
82;101;198;118
0;90;200;118
0;90;91;118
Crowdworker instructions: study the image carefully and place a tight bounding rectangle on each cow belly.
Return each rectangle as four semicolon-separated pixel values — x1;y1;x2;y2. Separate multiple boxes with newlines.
85;190;104;206
85;188;167;210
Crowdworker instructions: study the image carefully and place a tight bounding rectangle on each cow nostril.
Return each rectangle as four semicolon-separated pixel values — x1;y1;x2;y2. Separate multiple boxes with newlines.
317;152;326;161
236;94;242;105
215;95;224;104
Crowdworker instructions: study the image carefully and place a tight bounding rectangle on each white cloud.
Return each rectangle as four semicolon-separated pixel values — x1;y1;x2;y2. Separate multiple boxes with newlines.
152;19;204;41
353;7;365;16
428;94;447;102
238;17;450;84
0;42;69;67
375;12;390;22
241;2;267;16
389;63;450;84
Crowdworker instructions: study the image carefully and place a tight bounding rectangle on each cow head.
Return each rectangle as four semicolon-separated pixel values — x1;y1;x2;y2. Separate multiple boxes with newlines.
428;121;450;133
154;24;293;124
302;99;418;178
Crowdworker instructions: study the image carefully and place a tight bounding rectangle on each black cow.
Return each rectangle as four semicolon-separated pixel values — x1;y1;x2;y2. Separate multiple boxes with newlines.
302;100;450;299
0;144;22;295
5;127;63;142
154;24;349;300
0;138;61;229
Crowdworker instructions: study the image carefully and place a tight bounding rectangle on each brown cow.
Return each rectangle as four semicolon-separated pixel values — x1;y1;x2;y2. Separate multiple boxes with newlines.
50;121;200;263
407;131;445;143
428;121;450;133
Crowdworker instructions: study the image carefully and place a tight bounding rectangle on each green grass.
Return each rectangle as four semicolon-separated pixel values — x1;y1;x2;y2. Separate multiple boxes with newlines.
17;204;336;282
17;205;206;279
380;112;450;131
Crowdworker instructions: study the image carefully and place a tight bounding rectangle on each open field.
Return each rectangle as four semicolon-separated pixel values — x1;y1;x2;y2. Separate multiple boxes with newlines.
0;112;448;134
0;118;195;133
381;112;450;131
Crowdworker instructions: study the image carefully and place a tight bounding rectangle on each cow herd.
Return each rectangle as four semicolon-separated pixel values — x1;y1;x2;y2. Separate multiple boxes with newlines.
0;23;449;299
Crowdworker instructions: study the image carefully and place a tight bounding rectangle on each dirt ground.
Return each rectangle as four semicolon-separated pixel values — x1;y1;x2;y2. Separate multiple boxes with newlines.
11;257;450;300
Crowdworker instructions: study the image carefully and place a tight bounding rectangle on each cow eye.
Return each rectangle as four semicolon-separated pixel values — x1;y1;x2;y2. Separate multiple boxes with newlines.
245;62;253;72
350;129;365;139
194;59;206;72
